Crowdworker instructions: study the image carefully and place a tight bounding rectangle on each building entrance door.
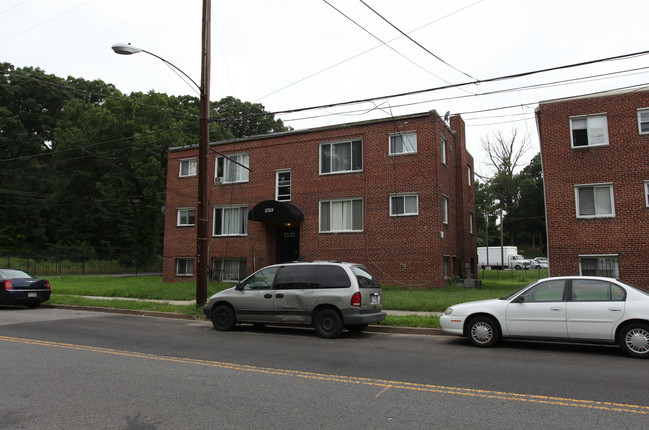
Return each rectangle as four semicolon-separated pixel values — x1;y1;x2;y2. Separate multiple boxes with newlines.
276;227;299;263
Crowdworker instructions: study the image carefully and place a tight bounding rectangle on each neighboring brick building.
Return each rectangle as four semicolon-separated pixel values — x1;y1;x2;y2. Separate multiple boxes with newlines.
163;110;476;287
536;87;649;286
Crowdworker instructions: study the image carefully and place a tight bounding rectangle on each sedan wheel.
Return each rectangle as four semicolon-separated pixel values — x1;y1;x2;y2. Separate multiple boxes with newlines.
467;316;500;347
620;323;649;358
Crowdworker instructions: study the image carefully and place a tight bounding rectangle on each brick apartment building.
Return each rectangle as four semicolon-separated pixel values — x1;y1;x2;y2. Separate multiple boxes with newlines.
536;87;649;287
163;110;477;287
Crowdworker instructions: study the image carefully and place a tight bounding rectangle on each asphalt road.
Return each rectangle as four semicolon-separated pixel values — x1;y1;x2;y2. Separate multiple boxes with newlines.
1;306;648;429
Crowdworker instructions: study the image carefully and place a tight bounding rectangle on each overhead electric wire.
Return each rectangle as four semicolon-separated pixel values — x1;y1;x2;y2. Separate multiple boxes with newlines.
321;0;461;87
255;0;484;102
263;49;649;117
359;0;477;82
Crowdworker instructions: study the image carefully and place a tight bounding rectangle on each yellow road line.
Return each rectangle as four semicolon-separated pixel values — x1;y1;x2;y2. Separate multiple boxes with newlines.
2;335;647;414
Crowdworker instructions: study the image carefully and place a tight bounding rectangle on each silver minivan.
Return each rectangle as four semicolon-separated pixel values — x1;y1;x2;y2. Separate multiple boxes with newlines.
203;261;386;338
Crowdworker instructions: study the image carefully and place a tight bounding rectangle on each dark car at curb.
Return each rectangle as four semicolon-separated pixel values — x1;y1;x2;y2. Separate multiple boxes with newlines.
0;269;51;308
203;261;386;338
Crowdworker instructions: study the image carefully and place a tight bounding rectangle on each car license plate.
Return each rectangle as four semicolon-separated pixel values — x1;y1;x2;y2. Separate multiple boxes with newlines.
371;294;379;303
28;293;37;298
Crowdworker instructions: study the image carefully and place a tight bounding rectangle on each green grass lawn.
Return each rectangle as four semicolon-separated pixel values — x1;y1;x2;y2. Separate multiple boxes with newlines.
47;270;547;328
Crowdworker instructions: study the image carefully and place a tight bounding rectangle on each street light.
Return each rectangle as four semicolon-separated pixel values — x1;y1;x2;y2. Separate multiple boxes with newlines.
111;0;211;307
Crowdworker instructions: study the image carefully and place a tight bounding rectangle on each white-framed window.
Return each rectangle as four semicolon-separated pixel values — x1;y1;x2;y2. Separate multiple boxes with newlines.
276;169;291;201
213;258;247;282
644;180;649;207
467;164;472;187
213;205;248;236
570;114;608;147
390;193;418;216
319;198;363;232
575;183;614;218
215;153;249;184
176;258;193;276
469;211;474;234
320;139;363;174
638;108;649;135
179;158;197;177
579;255;619;279
177;208;195;226
441;135;447;165
442;195;449;224
389;131;417;155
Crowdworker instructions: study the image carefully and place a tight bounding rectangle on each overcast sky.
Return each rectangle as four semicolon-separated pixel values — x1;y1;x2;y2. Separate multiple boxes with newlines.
3;0;648;175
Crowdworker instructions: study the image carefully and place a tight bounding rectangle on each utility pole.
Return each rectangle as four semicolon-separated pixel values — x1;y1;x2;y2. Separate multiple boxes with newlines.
196;0;211;307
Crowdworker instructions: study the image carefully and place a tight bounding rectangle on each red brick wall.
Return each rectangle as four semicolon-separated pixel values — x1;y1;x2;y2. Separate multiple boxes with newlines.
163;111;476;287
538;89;649;286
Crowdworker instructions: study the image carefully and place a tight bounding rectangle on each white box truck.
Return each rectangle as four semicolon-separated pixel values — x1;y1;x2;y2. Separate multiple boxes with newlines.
477;246;532;270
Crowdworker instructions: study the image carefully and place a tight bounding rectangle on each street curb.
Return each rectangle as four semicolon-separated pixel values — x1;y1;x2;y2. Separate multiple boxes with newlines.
43;304;444;336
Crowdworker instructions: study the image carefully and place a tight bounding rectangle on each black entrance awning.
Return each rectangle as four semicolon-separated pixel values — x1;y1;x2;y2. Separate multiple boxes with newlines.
248;200;304;222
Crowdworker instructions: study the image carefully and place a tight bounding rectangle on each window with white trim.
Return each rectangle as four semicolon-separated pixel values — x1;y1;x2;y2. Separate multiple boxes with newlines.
442;195;449;224
389;131;417;155
213;206;248;236
469;211;474;234
320;139;362;174
215;153;249;183
638;108;649;135
575;184;614;218
390;193;418;216
441;135;447;165
467;164;472;186
213;258;247;282
320;198;363;232
179;159;197;177
177;208;195;226
176;258;193;276
645;180;649;207
579;255;619;278
570;114;608;147
276;169;291;201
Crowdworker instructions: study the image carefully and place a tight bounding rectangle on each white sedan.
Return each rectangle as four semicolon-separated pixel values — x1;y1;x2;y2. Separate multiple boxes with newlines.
440;276;649;358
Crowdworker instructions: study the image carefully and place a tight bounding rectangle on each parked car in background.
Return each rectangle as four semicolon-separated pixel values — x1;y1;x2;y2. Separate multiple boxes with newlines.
531;257;549;269
0;269;51;308
440;276;649;358
204;261;386;338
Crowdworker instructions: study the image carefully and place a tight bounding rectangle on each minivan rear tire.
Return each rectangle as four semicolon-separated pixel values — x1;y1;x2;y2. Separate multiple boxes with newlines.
314;308;343;339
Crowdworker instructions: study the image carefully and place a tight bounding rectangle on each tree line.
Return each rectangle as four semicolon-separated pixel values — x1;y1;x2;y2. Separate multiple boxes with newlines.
1;62;546;259
0;63;288;257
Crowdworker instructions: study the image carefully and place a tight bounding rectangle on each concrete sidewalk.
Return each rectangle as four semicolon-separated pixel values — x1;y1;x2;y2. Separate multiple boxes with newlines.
54;295;442;317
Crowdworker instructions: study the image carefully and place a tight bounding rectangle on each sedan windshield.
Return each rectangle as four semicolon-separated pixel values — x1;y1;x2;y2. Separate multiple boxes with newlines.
499;283;534;300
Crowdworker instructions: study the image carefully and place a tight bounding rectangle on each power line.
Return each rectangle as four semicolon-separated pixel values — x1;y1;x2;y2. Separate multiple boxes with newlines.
321;0;459;87
358;0;477;81
265;49;649;117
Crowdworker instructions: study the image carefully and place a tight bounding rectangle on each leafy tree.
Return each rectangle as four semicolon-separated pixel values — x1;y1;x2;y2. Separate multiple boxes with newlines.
212;96;290;137
0;62;293;256
0;64;71;251
506;153;546;251
476;129;545;247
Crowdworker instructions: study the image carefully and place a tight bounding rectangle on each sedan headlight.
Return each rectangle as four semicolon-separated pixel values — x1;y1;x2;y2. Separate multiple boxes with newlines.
444;307;453;316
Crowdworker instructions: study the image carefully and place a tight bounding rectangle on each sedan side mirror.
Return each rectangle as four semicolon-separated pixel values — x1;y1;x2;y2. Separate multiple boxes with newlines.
513;295;525;303
235;282;244;291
